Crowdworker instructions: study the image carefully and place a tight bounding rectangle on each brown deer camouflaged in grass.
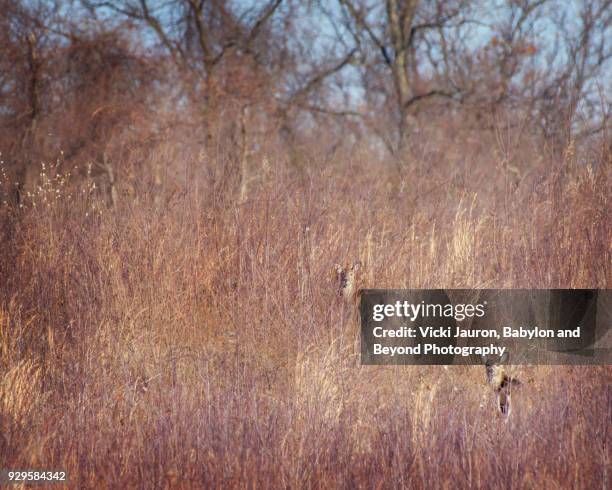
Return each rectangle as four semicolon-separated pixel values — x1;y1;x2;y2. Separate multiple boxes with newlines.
334;261;362;303
483;352;520;417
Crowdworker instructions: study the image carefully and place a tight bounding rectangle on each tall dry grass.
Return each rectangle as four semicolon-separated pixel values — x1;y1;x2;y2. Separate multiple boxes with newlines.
0;133;610;488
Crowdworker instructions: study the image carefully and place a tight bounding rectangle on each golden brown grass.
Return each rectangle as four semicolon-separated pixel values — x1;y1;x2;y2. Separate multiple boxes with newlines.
0;138;610;488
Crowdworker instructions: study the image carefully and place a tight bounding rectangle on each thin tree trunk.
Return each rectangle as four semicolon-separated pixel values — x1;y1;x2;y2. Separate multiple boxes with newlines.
386;0;418;153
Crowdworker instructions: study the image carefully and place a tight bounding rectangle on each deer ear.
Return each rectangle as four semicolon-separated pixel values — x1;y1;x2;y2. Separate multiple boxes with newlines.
334;264;343;274
500;351;509;363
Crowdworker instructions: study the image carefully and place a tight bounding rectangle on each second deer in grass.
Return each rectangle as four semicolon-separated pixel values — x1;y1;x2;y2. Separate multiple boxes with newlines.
483;352;520;417
334;261;362;303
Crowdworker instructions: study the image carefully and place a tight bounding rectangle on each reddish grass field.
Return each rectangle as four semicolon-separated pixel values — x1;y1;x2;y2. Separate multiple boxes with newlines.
0;138;610;488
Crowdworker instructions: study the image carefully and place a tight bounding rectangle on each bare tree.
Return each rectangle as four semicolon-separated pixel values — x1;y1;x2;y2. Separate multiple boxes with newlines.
534;0;612;146
79;0;358;197
329;0;473;155
0;0;55;202
320;0;610;159
0;0;157;204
